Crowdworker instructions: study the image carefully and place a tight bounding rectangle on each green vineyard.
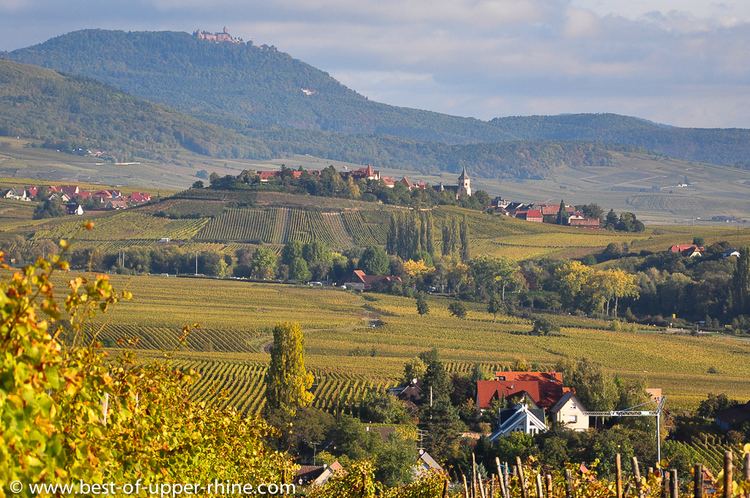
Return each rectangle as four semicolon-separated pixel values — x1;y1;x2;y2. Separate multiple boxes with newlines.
195;207;388;248
172;359;394;416
88;323;272;353
665;438;748;474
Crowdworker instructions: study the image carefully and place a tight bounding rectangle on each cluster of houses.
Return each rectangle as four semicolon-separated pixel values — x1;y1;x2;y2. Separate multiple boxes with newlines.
2;184;152;215
489;198;601;228
668;244;741;259
256;165;474;200
391;369;662;442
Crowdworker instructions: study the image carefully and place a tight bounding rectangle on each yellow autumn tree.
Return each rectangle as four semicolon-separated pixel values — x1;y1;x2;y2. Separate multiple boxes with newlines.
264;322;314;418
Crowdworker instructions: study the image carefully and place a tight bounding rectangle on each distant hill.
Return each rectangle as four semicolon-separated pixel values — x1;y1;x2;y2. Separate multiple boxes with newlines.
0;55;613;179
490;113;750;169
0;59;268;161
4;29;750;174
5;29;514;145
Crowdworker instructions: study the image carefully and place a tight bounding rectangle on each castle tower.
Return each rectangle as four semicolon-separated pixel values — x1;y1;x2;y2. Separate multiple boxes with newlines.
457;166;472;198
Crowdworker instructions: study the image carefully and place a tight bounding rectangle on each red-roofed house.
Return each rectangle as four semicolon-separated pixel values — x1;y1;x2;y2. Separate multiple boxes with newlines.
258;171;278;182
539;204;575;217
345;269;402;291
128;192;152;204
60;185;80;198
381;176;396;188
400;177;415;190
669;244;705;257
515;209;543;223
568;214;600;228
477;371;569;410
350;165;380;181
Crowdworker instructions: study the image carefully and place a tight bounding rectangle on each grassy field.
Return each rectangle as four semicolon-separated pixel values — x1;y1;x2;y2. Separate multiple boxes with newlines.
65;273;750;414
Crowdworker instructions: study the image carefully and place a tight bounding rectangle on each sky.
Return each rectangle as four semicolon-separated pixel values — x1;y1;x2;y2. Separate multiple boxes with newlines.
1;0;749;128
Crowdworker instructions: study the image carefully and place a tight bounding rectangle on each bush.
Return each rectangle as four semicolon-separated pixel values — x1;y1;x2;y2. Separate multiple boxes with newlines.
532;317;559;336
448;301;467;319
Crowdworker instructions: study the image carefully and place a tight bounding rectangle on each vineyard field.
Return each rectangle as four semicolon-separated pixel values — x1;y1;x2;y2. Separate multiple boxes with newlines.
195;206;388;248
65;273;750;414
170;358;393;416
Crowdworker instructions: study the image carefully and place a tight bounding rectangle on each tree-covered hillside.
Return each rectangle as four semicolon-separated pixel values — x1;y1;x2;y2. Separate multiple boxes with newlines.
5;29;515;145
490;113;750;169
0;59;613;178
0;59;268;161
6;29;750;171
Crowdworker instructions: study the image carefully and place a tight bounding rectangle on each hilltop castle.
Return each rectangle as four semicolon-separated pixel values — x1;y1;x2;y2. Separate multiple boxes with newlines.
193;27;243;44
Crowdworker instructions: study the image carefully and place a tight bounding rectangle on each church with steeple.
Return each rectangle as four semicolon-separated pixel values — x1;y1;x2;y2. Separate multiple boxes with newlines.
457;166;472;198
433;167;472;200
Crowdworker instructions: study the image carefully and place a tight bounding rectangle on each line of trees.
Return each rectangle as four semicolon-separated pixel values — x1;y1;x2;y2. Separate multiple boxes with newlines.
385;211;469;263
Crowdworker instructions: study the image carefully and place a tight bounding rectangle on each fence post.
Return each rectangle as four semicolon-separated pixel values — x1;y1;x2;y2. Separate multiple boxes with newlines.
616;453;623;498
463;474;470;498
723;451;733;498
496;457;508;498
442;478;450;498
693;464;703;498
670;469;678;498
661;469;670;498
564;469;574;498
632;456;644;498
472;453;478;498
545;474;553;498
535;474;544;498
516;456;528;498
744;452;750;482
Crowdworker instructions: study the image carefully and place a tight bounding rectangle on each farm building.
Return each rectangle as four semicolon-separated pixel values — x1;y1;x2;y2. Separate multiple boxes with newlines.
345;269;402;291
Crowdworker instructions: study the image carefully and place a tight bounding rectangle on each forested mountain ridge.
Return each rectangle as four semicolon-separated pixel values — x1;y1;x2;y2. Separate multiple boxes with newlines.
0;59;269;161
0;57;614;179
5;29;516;145
3;28;750;177
490;113;750;169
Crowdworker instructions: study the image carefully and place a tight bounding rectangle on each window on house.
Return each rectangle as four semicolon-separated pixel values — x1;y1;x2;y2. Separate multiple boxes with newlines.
567;415;578;423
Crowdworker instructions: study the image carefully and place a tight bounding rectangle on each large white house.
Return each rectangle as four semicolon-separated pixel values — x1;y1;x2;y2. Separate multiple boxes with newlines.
550;392;589;432
488;403;547;441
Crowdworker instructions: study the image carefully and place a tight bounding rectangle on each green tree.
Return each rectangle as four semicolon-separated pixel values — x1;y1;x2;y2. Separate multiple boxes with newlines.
532;317;559;336
487;293;502;321
265;322;314;418
289;257;312;282
448;301;467;319
359;246;390;275
459;216;470;261
416;292;430;316
250;247;278;279
556;200;569;225
732;247;750;315
558;358;618;411
33;198;65;219
402;357;427;384
360;391;409;424
281;240;304;266
604;209;619;229
420;400;465;463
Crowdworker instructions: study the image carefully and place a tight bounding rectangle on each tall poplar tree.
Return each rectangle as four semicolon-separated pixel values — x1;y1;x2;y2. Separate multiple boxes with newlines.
732;247;750;315
459;216;470;262
425;213;435;257
265;322;314;418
